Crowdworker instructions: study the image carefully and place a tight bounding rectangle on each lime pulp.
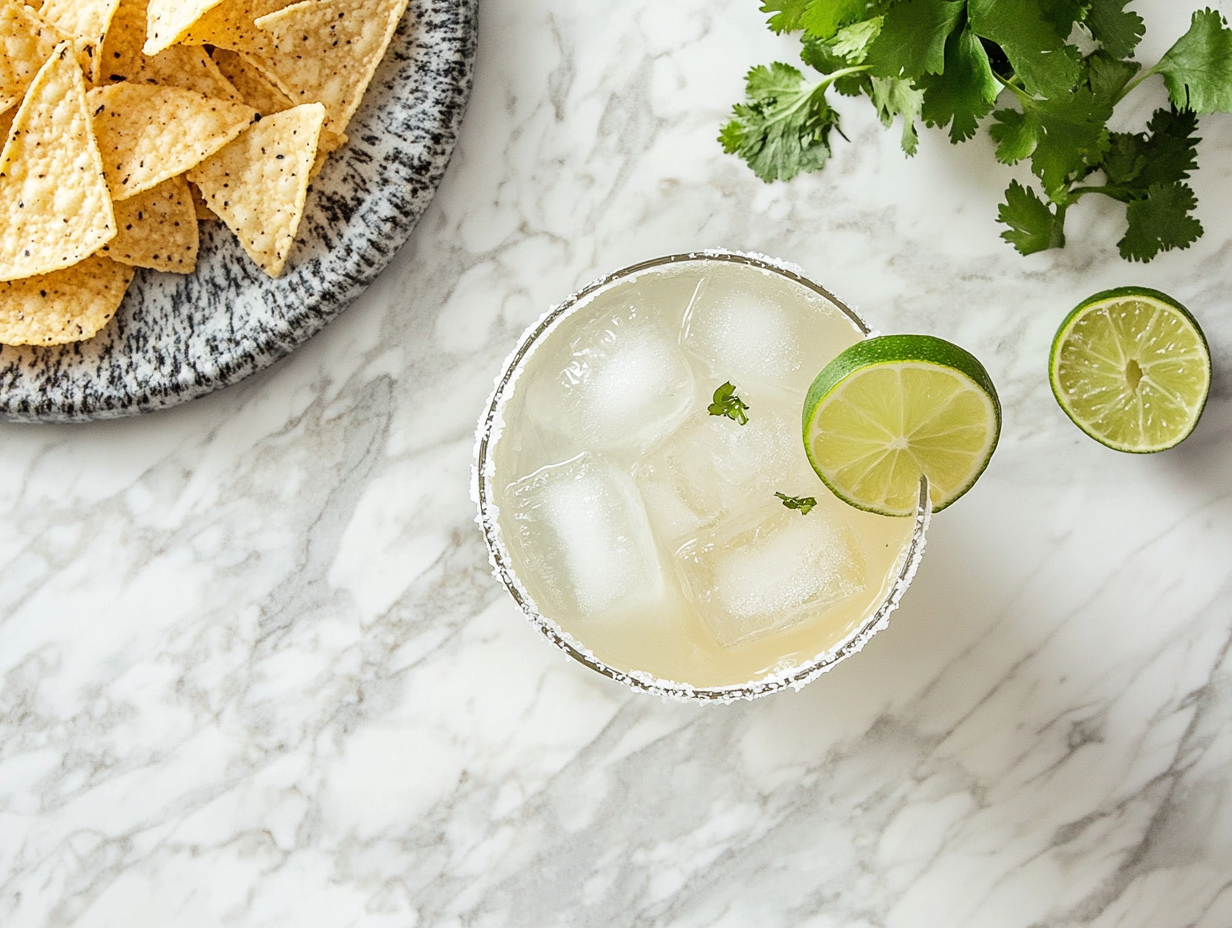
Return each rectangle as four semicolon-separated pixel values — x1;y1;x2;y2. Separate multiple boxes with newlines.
803;334;1002;517
1049;287;1210;453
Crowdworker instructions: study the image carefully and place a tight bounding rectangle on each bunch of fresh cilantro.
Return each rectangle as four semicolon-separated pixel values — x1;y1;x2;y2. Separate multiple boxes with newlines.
720;1;1232;261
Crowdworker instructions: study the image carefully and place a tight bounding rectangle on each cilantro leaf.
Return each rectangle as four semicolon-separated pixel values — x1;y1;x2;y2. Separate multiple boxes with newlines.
998;180;1066;254
1085;0;1146;59
1155;8;1232;114
865;0;964;81
989;88;1112;198
917;24;999;142
709;382;751;425
1087;52;1141;105
1118;182;1203;262
830;17;882;61
801;0;867;41
720;64;841;182
801;36;855;77
989;108;1033;164
802;19;883;96
761;0;810;34
969;0;1082;98
1133;107;1200;187
1102;107;1199;194
1037;0;1087;40
871;77;924;154
776;492;818;515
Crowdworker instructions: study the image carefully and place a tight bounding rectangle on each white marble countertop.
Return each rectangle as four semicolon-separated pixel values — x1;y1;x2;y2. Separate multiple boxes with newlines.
4;1;1232;925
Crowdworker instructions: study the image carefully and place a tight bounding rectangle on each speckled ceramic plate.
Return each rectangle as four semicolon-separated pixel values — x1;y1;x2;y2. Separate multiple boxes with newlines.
0;0;477;423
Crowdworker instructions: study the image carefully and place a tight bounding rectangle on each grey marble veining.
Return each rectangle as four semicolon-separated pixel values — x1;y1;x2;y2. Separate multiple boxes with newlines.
2;1;1232;926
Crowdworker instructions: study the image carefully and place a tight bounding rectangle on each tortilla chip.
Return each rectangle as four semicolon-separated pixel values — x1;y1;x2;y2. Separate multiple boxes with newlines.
188;180;216;220
308;125;346;180
208;48;347;177
94;0;143;83
0;253;132;345
100;173;198;272
0;3;64;113
179;0;290;56
0;43;115;282
0;106;14;144
91;0;235;101
39;0;121;46
140;45;242;100
88;81;255;199
142;0;225;56
253;0;409;134
187;101;324;277
211;48;291;114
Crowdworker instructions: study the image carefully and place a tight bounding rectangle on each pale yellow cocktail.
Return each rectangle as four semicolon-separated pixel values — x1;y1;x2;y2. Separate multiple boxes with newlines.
475;252;928;699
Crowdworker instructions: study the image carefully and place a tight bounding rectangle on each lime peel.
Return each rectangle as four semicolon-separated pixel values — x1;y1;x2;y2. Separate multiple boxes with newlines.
803;334;1001;516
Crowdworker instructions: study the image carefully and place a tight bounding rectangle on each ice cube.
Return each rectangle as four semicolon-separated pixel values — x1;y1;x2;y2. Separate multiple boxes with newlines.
525;291;696;454
681;267;852;393
633;393;812;545
504;452;665;621
675;504;866;647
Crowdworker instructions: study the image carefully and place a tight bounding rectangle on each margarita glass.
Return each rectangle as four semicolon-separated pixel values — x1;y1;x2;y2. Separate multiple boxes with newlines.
474;251;929;701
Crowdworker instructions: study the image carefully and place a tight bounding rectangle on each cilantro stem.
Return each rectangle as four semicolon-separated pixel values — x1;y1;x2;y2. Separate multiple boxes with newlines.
818;65;872;90
1116;65;1160;104
994;72;1033;106
1070;185;1131;203
1051;202;1069;249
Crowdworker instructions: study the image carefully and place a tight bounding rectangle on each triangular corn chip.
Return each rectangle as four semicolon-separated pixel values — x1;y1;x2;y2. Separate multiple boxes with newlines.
139;46;242;100
187;180;217;220
88;82;255;200
94;0;145;83
253;0;408;134
0;43;115;282
0;254;133;345
211;47;348;175
39;0;121;46
94;0;237;100
142;0;225;55
179;0;290;56
309;125;346;180
187;101;324;277
0;3;64;113
211;48;291;115
100;173;199;273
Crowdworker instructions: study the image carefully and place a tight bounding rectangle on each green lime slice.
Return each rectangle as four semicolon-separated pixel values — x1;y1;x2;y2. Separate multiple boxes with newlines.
1049;287;1210;453
803;334;1002;516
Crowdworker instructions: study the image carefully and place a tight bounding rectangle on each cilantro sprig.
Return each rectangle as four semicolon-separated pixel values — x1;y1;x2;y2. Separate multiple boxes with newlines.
708;381;751;425
776;492;818;514
722;3;1232;262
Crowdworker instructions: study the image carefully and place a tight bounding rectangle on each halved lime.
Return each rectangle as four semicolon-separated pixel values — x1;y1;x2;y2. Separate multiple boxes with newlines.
803;334;1001;516
1049;287;1210;453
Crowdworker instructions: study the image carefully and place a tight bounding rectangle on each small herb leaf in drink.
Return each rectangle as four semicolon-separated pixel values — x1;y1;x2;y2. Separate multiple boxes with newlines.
776;492;817;515
709;381;750;425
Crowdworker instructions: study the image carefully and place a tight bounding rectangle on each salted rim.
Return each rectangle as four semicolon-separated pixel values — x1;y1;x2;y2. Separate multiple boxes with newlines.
471;250;932;703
